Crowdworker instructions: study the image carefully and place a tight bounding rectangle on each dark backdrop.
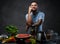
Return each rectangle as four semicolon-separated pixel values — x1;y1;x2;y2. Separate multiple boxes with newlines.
0;0;60;35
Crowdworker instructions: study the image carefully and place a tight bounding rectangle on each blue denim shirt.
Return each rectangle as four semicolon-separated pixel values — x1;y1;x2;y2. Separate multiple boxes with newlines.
25;11;45;33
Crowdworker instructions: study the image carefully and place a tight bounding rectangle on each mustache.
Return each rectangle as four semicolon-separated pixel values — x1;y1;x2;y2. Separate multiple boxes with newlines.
31;9;37;12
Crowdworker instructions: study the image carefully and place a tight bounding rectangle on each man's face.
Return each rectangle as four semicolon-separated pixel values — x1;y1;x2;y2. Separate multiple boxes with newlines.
30;2;38;11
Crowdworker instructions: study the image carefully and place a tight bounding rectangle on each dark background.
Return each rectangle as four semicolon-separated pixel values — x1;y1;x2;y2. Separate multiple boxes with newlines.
0;0;60;35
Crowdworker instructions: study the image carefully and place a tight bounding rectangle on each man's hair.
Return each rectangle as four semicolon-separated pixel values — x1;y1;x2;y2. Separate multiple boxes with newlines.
30;1;38;5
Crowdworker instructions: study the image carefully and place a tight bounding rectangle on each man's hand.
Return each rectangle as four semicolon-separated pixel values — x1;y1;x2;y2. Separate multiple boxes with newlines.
28;6;32;14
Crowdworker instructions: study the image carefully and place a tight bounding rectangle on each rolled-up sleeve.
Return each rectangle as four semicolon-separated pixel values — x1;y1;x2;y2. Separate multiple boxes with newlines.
25;13;32;21
38;12;45;22
25;14;28;21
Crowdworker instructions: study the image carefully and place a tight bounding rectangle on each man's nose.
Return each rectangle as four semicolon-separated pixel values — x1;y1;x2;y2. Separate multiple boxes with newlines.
32;7;36;8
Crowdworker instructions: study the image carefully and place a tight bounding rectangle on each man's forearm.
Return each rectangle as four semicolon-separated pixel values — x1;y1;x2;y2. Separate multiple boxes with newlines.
26;12;33;26
28;13;32;24
32;19;42;27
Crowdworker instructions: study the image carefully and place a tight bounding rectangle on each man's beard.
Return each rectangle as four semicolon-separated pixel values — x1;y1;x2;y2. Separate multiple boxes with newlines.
32;10;37;15
32;10;37;12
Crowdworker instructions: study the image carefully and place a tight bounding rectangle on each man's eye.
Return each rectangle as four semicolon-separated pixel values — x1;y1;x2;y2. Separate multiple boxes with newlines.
34;5;37;6
31;5;33;6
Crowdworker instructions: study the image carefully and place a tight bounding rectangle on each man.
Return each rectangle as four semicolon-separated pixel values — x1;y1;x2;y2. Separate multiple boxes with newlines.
25;1;45;34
